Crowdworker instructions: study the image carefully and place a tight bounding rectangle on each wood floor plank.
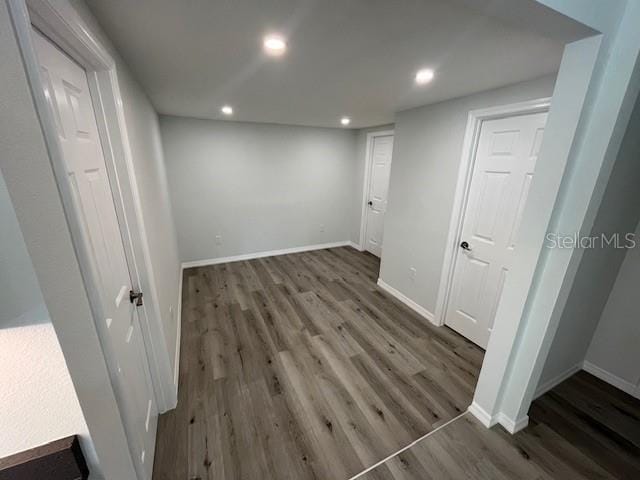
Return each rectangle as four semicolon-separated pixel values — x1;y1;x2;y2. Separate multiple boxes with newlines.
153;247;484;479
359;373;640;480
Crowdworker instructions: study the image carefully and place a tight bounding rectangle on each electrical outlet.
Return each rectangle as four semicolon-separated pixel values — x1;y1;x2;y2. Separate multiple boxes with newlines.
215;235;222;245
409;267;417;281
320;224;325;232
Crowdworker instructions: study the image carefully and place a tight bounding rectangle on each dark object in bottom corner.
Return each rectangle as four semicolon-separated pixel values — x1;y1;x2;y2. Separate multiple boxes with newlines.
0;435;89;480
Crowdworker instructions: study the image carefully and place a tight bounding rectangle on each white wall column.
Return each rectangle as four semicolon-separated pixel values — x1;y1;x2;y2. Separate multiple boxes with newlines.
470;0;640;431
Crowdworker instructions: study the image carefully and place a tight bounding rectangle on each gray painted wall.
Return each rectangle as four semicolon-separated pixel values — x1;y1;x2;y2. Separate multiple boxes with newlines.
160;116;358;262
0;172;42;323
379;75;557;314
586;218;640;388
72;0;182;371
539;89;640;386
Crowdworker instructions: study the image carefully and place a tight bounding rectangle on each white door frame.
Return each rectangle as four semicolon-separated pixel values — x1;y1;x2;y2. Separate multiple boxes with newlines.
434;98;551;327
7;0;176;413
358;129;395;250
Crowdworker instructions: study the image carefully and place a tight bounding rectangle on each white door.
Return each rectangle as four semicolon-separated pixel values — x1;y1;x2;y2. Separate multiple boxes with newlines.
445;112;548;348
33;29;157;479
364;134;394;257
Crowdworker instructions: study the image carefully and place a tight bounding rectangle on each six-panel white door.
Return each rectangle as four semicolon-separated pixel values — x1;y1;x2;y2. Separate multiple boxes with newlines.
364;134;394;257
445;112;548;348
33;29;157;479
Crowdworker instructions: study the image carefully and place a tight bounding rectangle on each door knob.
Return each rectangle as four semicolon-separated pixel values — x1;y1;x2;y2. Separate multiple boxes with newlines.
129;289;143;306
460;241;471;251
367;201;373;206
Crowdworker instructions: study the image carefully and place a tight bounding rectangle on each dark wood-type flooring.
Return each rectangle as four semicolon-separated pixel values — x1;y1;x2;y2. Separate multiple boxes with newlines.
359;370;640;479
153;247;484;479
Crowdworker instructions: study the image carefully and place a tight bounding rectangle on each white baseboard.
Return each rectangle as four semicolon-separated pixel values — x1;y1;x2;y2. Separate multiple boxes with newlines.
376;278;436;324
583;361;640;399
348;241;364;251
172;267;184;408
467;402;496;428
497;412;529;434
173;269;183;390
468;402;528;433
534;362;582;399
181;241;352;269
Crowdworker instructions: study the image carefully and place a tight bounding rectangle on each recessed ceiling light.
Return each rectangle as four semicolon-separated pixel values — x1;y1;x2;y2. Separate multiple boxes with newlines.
415;68;435;85
221;105;233;115
341;117;351;126
263;35;287;56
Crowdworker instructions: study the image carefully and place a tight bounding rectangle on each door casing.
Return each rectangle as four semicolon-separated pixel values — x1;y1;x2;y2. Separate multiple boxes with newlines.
7;0;176;431
434;98;551;327
358;129;395;251
14;0;176;413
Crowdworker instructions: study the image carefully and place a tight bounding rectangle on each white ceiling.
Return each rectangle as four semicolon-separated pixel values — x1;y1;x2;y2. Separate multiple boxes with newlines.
85;0;590;128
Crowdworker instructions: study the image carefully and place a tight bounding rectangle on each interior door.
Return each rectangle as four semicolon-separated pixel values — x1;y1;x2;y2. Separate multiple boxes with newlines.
445;111;548;348
364;134;394;257
32;29;157;479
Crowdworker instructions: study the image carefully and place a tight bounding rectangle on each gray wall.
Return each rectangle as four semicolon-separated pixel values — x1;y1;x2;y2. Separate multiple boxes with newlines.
73;0;181;370
0;172;42;323
585;219;640;387
539;89;640;386
379;75;557;314
160;116;358;262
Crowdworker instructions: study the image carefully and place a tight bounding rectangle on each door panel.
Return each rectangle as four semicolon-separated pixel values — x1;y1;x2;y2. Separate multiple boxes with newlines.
33;29;157;479
445;112;548;348
365;134;394;257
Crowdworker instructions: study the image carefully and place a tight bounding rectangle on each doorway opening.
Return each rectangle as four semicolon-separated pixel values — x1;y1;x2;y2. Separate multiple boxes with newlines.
434;99;551;348
359;130;395;257
31;27;158;478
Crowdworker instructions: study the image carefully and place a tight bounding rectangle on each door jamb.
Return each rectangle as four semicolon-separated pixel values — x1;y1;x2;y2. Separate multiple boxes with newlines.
433;98;551;327
8;0;176;413
358;129;395;251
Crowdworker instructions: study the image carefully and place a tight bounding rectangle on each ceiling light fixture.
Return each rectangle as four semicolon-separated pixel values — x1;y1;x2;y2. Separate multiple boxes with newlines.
341;117;351;126
263;34;287;56
415;68;435;85
221;105;233;115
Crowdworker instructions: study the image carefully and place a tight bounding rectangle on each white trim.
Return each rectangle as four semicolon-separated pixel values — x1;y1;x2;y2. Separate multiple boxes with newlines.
19;0;176;414
496;412;529;434
434;98;552;327
468;402;529;434
6;0;143;477
376;278;435;324
467;401;497;428
533;362;582;399
358;129;395;251
173;270;183;390
348;412;467;480
181;241;352;269
583;361;640;399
